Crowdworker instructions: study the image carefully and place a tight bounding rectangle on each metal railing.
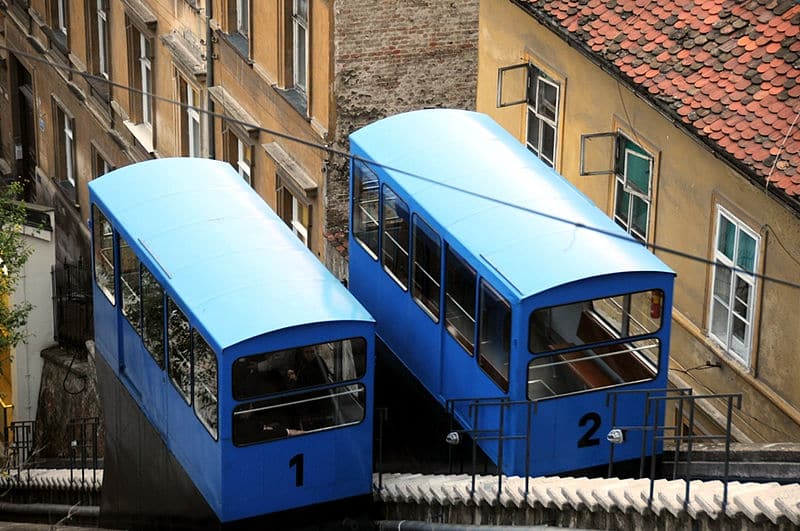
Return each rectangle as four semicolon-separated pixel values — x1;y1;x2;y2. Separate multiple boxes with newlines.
444;396;537;500
606;387;742;512
68;416;101;485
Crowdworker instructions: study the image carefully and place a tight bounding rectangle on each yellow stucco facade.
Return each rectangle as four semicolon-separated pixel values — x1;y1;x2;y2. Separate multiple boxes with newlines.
478;0;800;442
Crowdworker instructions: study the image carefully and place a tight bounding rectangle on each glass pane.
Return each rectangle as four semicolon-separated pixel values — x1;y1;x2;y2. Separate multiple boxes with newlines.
193;331;218;439
733;277;750;318
232;338;367;401
529;290;663;353
93;205;115;304
716;214;735;260
141;265;164;367
710;299;729;339
527;338;659;399
445;247;476;354
381;185;410;288
736;231;756;273
541;123;556;167
526;109;540;156
614;179;629;225
412;216;441;321
631;196;649;239
295;26;307;90
352;160;380;256
478;282;510;391
119;235;141;330
625;150;651;195
232;384;365;445
731;314;746;342
537;80;558;122
168;298;192;403
712;262;732;301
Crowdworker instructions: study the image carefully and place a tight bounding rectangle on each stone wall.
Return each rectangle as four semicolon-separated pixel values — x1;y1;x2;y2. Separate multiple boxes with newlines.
35;343;103;460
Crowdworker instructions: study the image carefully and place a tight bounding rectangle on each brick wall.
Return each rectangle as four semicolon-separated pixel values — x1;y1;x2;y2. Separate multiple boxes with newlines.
327;0;479;240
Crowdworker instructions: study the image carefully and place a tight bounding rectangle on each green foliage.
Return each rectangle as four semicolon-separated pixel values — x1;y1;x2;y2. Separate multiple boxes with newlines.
0;182;33;351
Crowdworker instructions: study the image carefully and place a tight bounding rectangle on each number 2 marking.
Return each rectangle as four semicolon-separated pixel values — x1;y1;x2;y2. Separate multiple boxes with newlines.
289;453;304;487
578;412;601;448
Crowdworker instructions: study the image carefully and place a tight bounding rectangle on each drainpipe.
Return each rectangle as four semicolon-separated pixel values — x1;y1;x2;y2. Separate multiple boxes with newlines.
205;1;215;159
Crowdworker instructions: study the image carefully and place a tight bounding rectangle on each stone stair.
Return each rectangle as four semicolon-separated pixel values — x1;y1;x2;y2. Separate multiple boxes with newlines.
374;472;800;529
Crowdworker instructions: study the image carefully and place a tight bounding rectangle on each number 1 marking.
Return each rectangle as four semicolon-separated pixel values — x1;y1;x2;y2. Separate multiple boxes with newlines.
289;453;304;487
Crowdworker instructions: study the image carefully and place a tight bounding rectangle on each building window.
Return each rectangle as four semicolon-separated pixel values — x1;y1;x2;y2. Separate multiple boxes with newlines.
236;0;249;38
48;0;69;51
278;184;311;247
86;0;111;102
54;101;76;189
224;131;252;185
180;77;201;157
95;0;109;77
497;62;561;168
140;33;153;126
613;135;653;242
92;146;111;179
292;0;308;95
526;70;559;167
224;0;250;57
128;24;154;129
56;0;68;37
709;207;759;367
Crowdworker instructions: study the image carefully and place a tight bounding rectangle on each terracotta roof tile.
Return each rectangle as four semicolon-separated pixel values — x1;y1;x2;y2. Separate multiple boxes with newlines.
520;1;800;206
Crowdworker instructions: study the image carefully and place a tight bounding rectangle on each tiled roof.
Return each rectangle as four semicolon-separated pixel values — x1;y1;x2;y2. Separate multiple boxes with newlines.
516;0;800;208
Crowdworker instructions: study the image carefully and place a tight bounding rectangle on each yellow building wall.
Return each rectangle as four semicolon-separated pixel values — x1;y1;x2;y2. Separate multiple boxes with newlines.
477;0;800;442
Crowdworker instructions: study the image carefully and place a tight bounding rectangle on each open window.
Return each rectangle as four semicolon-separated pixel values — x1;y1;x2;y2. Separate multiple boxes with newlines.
581;132;654;242
497;62;560;167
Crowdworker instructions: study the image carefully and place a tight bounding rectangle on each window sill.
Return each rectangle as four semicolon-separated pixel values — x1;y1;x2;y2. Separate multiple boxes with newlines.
275;87;308;118
218;30;252;65
124;120;154;154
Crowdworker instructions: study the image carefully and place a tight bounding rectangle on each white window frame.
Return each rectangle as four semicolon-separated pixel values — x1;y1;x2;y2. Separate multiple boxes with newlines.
236;0;249;38
139;33;153;127
614;149;652;241
612;137;653;243
291;195;309;246
186;85;201;157
292;0;308;94
526;74;559;167
708;206;759;367
57;0;68;36
97;0;109;78
237;138;251;185
62;108;75;186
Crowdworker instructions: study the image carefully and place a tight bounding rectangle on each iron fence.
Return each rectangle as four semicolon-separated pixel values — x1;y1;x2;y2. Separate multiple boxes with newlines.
52;258;93;347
